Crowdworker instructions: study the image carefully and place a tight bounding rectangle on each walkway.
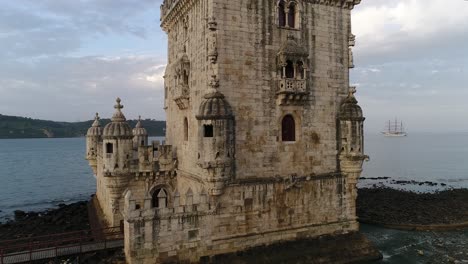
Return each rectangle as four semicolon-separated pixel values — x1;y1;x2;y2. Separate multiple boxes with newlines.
0;227;123;264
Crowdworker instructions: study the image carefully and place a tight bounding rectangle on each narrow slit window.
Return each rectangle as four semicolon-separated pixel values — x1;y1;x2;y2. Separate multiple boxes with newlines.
204;124;214;138
184;118;189;141
106;143;113;154
282;115;296;142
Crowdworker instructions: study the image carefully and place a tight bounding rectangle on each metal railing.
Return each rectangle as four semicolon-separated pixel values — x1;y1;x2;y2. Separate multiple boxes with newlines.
0;227;123;264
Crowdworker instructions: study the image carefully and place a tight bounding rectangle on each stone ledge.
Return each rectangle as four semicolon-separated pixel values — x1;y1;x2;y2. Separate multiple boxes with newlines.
200;232;382;264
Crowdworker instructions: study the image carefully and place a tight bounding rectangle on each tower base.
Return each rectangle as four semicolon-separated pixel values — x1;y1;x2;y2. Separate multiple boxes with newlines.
201;232;382;264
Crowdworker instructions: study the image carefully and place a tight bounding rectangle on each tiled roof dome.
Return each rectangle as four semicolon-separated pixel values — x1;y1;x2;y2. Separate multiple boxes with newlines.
133;116;148;136
103;98;133;138
196;91;233;120
339;89;364;120
87;113;103;137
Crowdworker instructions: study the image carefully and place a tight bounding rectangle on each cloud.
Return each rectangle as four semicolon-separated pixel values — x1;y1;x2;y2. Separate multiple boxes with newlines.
353;0;468;64
0;55;167;121
0;1;162;58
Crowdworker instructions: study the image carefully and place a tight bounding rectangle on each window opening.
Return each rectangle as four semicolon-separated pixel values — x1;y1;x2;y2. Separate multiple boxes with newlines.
183;70;189;85
282;115;296;142
285;60;294;78
152;188;168;208
204;124;214;138
106;143;113;154
297;61;305;79
278;1;286;27
288;3;296;28
184;118;189;141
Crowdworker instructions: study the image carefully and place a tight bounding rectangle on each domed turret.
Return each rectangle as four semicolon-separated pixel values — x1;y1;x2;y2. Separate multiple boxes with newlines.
196;91;233;120
338;87;368;168
87;113;103;136
196;89;235;196
103;98;133;139
102;98;133;174
86;113;102;173
133;116;148;148
339;92;363;120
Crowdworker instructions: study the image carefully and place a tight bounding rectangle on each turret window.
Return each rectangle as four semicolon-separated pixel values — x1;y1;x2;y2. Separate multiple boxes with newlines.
281;115;296;142
204;124;213;138
106;143;114;154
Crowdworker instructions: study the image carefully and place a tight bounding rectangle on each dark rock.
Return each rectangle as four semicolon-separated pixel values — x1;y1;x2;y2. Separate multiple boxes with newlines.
14;210;26;220
357;187;468;226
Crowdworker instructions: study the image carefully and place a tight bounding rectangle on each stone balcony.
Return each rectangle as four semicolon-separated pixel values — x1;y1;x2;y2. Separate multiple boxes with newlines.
173;83;189;110
277;79;309;106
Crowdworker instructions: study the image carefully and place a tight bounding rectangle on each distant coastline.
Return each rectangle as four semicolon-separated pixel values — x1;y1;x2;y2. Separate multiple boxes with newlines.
0;114;166;139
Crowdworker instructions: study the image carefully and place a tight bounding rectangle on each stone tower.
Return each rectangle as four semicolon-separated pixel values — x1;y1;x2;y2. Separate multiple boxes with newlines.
87;1;380;263
100;98;134;226
162;0;363;191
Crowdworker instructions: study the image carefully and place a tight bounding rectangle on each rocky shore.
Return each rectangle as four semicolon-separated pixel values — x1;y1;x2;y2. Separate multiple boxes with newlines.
357;187;468;227
0;201;90;241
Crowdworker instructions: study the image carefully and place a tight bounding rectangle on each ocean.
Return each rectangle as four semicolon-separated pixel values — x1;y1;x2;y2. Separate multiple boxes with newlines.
0;133;467;220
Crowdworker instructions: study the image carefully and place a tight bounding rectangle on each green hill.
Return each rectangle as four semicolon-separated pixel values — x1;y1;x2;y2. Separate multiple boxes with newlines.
0;114;166;139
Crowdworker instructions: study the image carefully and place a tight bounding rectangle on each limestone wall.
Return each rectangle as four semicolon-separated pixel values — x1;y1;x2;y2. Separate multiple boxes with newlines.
123;173;359;263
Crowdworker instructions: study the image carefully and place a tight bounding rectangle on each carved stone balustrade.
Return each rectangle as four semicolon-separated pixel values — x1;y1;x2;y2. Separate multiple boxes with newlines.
277;79;309;105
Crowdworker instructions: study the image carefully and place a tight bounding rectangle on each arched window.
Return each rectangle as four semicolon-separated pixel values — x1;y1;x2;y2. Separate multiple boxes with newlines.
285;60;294;78
278;1;286;27
288;2;296;28
106;143;113;154
184;117;188;141
282;115;296;142
152;188;168;208
297;61;305;79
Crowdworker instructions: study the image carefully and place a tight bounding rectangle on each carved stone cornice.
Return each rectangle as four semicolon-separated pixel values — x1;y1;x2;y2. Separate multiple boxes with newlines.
304;0;361;9
160;0;198;31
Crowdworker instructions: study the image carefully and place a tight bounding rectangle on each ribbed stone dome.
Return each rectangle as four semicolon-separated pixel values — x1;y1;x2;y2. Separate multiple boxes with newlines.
133;116;148;136
339;92;364;120
278;35;308;57
103;98;133;138
196;91;233;120
87;113;103;137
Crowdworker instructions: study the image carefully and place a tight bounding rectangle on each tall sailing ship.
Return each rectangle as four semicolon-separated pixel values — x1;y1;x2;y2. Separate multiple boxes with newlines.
382;119;407;137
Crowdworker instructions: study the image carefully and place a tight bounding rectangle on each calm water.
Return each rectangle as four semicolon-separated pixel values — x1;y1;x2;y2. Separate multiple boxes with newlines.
361;133;468;191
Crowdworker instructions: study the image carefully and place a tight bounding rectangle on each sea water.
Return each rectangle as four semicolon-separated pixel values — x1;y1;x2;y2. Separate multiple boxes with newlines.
1;133;467;220
360;132;468;191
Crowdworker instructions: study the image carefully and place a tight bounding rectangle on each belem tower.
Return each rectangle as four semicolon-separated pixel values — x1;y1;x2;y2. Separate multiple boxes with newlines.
86;0;375;263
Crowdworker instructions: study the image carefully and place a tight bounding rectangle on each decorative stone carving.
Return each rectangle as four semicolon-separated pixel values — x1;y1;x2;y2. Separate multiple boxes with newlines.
207;16;217;31
173;54;191;110
276;35;309;105
348;33;356;68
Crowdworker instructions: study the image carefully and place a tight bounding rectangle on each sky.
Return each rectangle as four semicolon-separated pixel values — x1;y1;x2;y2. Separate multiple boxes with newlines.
0;0;467;133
